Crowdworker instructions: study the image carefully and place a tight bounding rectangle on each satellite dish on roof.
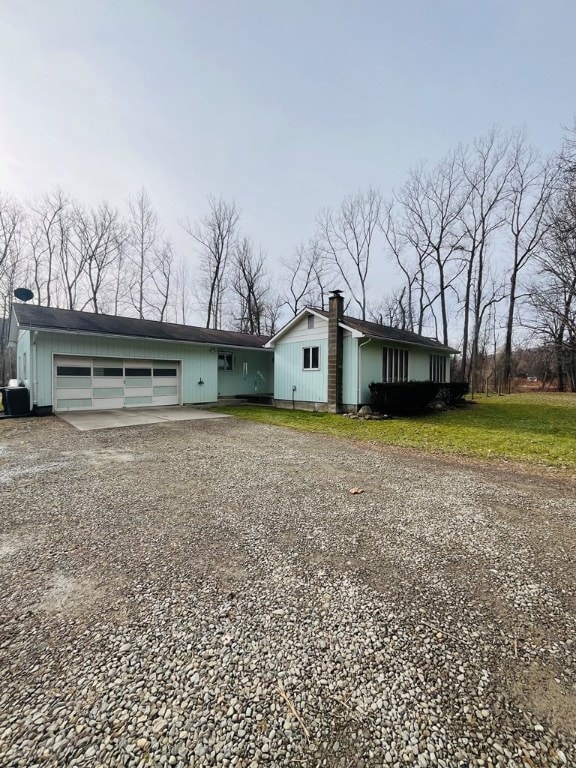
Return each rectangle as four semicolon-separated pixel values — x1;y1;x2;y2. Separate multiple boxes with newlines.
14;288;34;302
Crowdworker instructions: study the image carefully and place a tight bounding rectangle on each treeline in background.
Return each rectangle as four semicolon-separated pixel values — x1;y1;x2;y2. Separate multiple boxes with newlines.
1;123;575;391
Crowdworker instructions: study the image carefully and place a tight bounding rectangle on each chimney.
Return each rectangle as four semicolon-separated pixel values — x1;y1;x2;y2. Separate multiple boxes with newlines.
327;290;344;413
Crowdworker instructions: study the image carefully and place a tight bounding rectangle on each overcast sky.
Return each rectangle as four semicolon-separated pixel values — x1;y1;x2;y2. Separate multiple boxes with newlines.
1;0;575;308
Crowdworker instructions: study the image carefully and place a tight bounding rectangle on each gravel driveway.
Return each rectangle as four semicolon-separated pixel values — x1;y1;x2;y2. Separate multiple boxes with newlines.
0;415;575;768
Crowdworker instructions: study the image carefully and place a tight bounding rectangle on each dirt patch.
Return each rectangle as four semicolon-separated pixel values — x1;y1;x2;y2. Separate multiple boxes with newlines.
510;662;576;734
37;572;114;615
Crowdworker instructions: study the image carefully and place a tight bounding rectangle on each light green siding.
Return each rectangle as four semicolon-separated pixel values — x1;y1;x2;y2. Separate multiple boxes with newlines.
216;348;274;396
16;330;31;389
273;338;328;403
33;332;216;407
342;334;358;407
410;348;432;380
31;331;272;408
358;341;383;404
358;342;451;403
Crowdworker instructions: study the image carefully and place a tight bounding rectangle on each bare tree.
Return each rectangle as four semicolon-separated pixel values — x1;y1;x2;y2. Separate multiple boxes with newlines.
111;236;130;316
502;138;557;384
183;196;239;329
27;189;70;307
316;188;381;320
260;292;283;336
230;238;269;335
380;201;418;331
307;239;331;310
55;205;86;311
457;128;515;382
126;188;162;318
146;239;174;321
526;160;576;390
72;201;124;313
396;152;469;345
0;195;25;382
280;241;329;316
368;287;412;329
171;256;194;324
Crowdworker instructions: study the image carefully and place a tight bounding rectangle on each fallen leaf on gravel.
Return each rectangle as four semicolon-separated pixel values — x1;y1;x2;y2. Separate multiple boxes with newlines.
349;487;364;494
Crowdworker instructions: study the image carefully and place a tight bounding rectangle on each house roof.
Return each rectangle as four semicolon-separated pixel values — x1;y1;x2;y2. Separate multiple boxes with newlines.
11;304;271;349
265;306;458;353
315;310;459;353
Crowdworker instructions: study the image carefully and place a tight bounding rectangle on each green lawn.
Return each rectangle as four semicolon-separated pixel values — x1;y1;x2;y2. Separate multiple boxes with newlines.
214;393;576;470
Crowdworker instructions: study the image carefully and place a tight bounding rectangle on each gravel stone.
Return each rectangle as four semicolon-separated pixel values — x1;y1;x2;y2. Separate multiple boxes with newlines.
0;415;575;767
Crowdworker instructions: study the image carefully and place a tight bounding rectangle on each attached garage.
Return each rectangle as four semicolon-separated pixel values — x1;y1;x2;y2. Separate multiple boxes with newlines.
54;356;180;411
10;304;274;414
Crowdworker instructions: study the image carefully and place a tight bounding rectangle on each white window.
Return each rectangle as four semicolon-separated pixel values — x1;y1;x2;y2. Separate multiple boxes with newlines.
382;347;408;382
429;354;447;382
218;353;233;372
303;346;319;370
307;314;315;329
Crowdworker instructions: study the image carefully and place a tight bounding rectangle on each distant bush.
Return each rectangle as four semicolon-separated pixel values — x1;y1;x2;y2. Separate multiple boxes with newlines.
437;382;469;406
369;381;440;415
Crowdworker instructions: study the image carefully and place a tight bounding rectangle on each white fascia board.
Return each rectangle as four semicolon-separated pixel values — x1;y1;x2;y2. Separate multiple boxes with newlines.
264;308;328;348
15;325;269;352
339;322;363;338
8;309;20;343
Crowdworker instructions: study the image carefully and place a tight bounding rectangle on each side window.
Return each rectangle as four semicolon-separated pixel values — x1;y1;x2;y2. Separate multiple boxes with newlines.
382;347;409;382
218;353;233;371
303;346;320;370
429;354;446;382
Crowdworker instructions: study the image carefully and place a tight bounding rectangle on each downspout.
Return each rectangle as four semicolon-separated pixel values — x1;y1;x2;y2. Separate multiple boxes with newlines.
31;331;38;412
357;338;372;411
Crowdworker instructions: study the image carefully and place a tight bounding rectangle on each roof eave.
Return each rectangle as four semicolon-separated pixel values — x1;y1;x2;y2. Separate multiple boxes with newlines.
14;323;270;351
356;331;458;353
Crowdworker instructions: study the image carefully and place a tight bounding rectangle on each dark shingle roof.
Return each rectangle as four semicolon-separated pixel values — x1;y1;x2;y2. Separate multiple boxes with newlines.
314;309;458;353
13;304;270;349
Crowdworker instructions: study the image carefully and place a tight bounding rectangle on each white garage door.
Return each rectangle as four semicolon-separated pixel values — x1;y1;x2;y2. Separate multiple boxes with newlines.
54;357;180;411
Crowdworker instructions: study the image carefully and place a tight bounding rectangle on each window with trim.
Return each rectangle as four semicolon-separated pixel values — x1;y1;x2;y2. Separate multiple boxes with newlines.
382;347;408;382
429;354;447;382
218;352;233;371
307;314;315;329
303;346;319;370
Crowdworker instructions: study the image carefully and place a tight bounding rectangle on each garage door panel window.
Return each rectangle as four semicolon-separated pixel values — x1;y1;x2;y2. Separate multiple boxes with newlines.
153;385;178;396
57;366;91;376
93;387;124;398
93;366;123;377
125;377;152;388
54;356;180;411
56;376;93;389
125;395;153;405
